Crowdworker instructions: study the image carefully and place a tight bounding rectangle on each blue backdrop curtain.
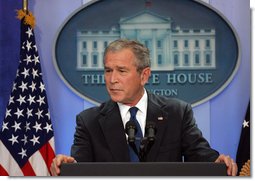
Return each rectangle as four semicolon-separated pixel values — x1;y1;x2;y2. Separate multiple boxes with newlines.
0;1;22;126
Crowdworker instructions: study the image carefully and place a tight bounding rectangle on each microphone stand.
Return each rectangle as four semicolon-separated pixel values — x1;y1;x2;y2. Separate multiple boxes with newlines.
139;137;155;162
139;137;147;162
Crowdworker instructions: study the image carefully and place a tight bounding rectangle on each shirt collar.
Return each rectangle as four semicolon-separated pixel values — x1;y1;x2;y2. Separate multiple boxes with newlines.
117;89;148;122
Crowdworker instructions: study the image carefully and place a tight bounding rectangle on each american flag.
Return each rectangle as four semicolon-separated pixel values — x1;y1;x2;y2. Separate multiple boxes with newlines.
236;102;250;175
0;13;55;176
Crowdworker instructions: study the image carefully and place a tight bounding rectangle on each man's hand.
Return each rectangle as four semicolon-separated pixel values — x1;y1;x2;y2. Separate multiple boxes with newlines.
215;154;238;176
50;154;75;176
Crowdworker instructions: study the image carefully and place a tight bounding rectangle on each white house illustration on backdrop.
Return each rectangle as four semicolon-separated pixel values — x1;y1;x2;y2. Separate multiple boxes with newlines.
76;10;216;71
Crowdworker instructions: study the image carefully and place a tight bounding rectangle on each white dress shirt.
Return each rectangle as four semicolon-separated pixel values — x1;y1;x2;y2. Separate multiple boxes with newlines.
117;89;148;137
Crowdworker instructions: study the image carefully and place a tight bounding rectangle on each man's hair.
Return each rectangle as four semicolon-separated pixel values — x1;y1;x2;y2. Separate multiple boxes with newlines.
103;39;151;73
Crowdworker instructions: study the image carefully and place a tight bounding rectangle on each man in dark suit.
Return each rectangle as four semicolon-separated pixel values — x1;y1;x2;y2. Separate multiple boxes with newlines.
50;39;237;176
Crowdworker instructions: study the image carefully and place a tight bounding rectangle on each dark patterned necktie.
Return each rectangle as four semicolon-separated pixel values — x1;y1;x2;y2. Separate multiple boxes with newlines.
128;107;143;162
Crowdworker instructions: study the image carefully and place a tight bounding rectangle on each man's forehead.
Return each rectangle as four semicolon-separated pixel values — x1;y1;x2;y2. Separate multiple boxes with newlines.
104;63;130;69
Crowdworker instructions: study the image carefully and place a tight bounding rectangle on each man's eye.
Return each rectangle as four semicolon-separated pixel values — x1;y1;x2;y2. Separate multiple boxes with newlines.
119;69;127;73
105;69;112;73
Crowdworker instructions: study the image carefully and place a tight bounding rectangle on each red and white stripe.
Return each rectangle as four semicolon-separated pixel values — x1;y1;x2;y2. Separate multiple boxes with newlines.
0;138;55;176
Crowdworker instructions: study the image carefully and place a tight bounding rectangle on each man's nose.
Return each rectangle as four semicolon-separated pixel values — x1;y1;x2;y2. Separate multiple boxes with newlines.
110;71;118;83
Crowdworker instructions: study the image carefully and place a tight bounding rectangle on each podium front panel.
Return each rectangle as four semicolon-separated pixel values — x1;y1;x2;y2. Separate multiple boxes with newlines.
60;162;227;176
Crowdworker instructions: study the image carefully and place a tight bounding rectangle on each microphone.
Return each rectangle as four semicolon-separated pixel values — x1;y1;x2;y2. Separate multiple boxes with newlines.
125;120;139;157
125;121;137;143
145;121;157;142
139;122;157;162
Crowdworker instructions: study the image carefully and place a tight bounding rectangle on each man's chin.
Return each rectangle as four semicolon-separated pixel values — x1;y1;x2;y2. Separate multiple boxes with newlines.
109;95;123;103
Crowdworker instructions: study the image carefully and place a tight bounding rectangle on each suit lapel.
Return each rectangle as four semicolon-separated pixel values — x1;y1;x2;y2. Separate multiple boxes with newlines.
146;94;169;161
98;101;129;161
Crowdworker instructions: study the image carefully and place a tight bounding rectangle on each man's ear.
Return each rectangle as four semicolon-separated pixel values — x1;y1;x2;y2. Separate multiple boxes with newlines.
141;67;151;86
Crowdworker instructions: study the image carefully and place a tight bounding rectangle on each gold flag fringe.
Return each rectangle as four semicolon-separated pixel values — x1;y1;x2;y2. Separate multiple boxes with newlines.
239;160;250;176
16;9;35;29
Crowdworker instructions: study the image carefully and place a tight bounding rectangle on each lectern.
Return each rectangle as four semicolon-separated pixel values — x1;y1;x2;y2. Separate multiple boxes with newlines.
60;162;227;176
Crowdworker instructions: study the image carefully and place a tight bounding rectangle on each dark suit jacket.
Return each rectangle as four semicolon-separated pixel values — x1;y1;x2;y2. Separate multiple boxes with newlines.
71;92;219;162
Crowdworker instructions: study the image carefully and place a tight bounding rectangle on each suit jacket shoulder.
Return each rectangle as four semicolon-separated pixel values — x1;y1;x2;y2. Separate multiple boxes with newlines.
148;91;188;109
77;100;115;126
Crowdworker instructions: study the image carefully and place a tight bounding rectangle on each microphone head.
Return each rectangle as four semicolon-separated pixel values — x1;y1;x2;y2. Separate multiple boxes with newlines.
145;121;157;142
125;121;137;132
145;121;156;131
125;121;137;143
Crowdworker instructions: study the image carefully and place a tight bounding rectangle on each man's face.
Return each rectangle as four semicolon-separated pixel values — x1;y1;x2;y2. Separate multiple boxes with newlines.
104;48;150;106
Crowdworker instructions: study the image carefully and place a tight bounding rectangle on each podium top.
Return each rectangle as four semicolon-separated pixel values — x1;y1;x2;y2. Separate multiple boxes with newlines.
60;162;227;176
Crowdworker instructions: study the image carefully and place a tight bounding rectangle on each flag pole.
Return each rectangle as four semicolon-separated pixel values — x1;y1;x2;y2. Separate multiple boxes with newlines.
23;0;28;13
